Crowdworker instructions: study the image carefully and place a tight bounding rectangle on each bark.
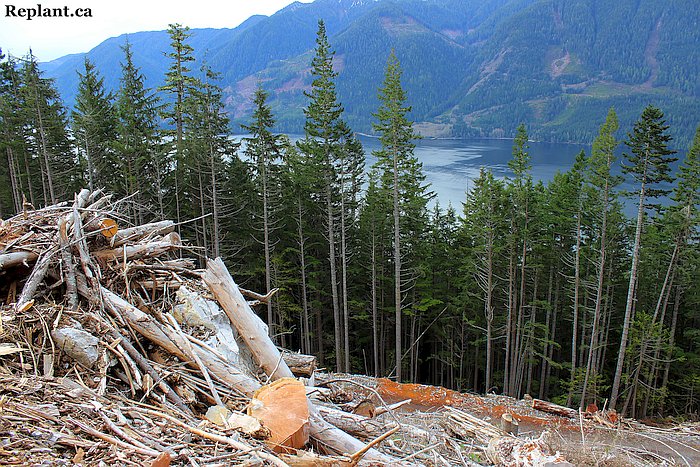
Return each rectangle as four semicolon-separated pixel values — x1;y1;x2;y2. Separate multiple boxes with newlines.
325;169;342;373
567;211;583;407
58;218;78;310
393;138;402;381
209;142;220;258
581;193;607;407
93;232;181;261
316;405;432;443
0;251;39;271
282;352;317;377
15;246;57;310
202;257;292;381
296;198;310;354
500;413;519;435
531;398;578;418
539;267;554;400
371;227;379;377
611;180;646;410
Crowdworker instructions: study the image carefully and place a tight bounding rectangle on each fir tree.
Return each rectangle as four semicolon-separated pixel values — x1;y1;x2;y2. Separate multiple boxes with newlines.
372;50;429;381
114;40;164;221
297;20;350;371
72;57;116;192
242;85;286;338
20;51;79;205
610;105;677;411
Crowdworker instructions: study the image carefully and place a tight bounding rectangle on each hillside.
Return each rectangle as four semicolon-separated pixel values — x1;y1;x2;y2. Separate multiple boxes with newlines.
40;0;700;146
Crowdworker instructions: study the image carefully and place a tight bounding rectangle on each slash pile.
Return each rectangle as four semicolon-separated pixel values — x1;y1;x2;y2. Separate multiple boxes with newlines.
2;190;696;466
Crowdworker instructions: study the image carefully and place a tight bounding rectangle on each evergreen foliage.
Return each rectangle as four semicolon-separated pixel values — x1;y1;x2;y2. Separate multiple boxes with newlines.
2;21;700;419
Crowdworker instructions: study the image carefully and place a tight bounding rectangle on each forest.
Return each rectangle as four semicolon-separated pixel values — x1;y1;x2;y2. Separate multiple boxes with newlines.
1;20;699;421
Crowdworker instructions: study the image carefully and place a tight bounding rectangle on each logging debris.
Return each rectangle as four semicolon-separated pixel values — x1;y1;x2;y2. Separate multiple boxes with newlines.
1;190;699;466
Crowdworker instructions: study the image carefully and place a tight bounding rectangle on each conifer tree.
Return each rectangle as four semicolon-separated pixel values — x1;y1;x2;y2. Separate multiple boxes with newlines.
0;50;27;214
160;23;197;229
610;105;677;411
504;123;533;396
297;20;349;371
462;168;507;392
243;85;286;338
184;65;237;259
20;51;79;205
72;57;116;192
580;108;620;407
359;169;391;375
372;50;429;381
114;40;164;221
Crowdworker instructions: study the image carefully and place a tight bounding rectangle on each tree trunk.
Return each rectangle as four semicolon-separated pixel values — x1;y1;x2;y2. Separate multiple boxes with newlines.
371;230;379;376
539;266;554;400
340;189;350;373
567;211;583;407
611;181;646;410
297;198;311;354
325;172;342;372
393;142;402;381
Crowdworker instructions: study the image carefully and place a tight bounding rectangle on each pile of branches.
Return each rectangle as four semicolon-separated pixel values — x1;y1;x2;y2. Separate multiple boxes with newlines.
1;189;413;466
2;189;611;466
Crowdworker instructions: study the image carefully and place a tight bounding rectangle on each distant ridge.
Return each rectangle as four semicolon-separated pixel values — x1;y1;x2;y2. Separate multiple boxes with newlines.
39;0;700;146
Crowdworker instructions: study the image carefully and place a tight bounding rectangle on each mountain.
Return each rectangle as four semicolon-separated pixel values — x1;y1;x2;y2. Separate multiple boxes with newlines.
38;0;700;146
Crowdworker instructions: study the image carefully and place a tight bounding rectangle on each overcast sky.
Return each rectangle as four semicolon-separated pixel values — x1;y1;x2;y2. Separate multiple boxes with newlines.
0;0;313;62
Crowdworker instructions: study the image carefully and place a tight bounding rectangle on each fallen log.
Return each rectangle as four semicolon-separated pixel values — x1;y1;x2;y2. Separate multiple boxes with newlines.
202;257;402;465
75;276;261;397
317;405;433;444
202;257;292;381
0;251;38;271
15;246;57;311
282;351;317;377
93;232;181;262
111;220;175;247
531;398;578;418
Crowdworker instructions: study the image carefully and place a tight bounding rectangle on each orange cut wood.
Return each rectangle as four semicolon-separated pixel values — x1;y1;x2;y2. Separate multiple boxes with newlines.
248;377;309;453
99;218;118;238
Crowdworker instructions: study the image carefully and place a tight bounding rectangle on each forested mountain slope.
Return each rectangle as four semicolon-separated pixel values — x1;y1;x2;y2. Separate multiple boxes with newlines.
40;0;700;145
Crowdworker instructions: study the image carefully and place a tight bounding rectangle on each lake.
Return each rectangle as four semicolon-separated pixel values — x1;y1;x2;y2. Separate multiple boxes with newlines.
358;136;587;210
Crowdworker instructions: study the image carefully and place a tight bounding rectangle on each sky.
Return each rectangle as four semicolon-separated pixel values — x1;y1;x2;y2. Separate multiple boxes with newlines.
0;0;313;62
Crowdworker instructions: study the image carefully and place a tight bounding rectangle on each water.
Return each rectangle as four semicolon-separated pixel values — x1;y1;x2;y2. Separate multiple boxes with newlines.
358;136;587;210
